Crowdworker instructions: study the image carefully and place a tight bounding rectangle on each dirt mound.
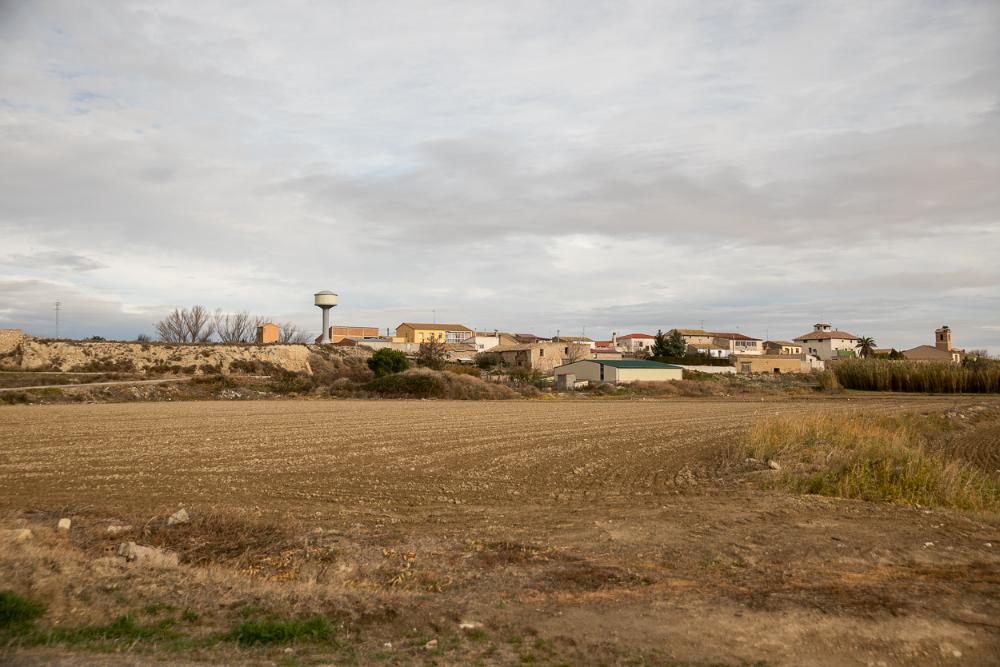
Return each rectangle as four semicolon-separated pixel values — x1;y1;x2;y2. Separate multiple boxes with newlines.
5;336;320;375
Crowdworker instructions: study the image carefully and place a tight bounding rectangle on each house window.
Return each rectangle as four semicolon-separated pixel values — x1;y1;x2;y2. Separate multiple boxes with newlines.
539;349;544;357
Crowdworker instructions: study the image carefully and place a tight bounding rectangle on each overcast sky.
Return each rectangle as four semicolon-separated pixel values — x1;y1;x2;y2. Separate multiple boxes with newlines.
2;1;998;350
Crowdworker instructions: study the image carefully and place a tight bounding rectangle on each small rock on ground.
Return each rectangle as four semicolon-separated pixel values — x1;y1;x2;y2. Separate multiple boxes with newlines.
57;518;72;531
166;508;190;525
116;541;179;568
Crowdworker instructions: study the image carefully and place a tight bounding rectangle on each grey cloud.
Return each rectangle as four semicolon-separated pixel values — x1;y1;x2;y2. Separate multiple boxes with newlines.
3;251;106;272
0;1;998;352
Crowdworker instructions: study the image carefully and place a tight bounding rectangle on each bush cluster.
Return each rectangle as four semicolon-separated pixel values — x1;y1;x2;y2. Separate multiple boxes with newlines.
365;368;517;400
833;359;1000;393
739;413;999;510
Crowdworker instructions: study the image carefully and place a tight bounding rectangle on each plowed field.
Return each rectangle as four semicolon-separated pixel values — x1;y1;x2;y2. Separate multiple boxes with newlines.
0;397;973;512
2;397;999;666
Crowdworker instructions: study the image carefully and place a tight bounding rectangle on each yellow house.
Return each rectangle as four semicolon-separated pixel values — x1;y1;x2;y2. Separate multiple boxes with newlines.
256;322;280;344
395;322;473;344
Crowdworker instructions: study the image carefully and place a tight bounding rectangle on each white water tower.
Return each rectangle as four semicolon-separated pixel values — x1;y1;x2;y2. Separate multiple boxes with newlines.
314;291;338;344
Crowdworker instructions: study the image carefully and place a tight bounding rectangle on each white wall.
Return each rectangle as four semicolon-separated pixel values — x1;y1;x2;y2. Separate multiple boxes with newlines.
678;365;736;374
617;367;683;382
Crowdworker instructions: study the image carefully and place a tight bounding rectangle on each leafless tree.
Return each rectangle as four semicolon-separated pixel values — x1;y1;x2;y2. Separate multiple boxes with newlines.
279;321;311;344
182;305;215;342
214;310;260;343
155;306;215;343
564;343;589;363
155;308;186;342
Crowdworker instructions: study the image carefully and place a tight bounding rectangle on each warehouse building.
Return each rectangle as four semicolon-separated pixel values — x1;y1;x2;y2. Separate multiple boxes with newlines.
554;359;683;386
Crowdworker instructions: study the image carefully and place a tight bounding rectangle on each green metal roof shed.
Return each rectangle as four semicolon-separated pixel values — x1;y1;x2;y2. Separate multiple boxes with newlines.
553;358;684;384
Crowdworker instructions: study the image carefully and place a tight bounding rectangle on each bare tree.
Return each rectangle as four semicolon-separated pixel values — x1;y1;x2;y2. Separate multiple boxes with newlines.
155;306;215;343
182;305;215;342
279;321;311;344
214;310;259;343
562;343;589;363
155;308;186;342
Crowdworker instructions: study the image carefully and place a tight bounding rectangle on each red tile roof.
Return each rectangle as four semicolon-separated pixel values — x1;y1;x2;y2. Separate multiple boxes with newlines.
618;333;655;340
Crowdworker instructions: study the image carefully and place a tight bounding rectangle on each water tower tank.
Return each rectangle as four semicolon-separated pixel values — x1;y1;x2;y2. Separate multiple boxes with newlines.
314;291;338;307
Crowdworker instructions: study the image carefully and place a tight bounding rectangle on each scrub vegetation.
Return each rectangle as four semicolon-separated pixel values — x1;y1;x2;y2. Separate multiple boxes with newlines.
833;359;1000;393
738;413;1000;510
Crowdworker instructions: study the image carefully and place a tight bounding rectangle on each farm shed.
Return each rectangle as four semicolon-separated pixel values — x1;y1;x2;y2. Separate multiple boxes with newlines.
554;359;683;385
256;322;280;344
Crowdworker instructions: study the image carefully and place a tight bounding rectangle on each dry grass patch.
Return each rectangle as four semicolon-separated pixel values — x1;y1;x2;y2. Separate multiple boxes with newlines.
737;413;1000;511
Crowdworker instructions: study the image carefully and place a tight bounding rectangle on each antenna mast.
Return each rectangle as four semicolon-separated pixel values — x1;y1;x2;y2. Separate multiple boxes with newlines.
55;300;61;339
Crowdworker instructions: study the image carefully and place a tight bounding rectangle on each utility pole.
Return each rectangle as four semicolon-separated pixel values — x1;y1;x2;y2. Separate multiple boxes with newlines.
432;309;436;324
54;301;61;339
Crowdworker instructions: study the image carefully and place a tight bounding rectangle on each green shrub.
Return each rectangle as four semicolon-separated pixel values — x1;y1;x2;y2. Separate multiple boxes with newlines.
506;367;545;388
367;348;410;377
226;616;334;646
43;614;178;645
267;370;315;394
416;337;448;370
0;591;45;629
366;370;446;398
475;352;500;370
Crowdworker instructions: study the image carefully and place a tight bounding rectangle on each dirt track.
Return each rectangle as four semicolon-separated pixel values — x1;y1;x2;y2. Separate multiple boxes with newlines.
2;397;999;666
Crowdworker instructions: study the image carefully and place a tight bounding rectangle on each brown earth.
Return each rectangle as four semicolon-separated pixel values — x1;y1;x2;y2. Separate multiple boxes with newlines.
2;397;999;666
0;331;322;374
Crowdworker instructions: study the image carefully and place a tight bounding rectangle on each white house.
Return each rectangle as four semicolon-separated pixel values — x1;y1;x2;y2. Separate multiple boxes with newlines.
470;332;501;352
710;332;763;355
794;323;860;361
616;333;656;354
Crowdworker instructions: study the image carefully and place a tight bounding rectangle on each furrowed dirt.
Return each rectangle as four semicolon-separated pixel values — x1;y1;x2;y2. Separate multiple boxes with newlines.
2;397;999;666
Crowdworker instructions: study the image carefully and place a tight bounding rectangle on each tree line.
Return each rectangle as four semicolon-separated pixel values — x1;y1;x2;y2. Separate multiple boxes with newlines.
153;306;310;344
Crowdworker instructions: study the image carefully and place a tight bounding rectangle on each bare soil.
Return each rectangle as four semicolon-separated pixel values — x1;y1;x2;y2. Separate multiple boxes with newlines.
2;397;999;666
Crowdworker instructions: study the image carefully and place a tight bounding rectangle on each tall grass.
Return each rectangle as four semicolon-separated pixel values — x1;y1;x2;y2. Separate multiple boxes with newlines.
833;359;1000;393
740;414;1000;511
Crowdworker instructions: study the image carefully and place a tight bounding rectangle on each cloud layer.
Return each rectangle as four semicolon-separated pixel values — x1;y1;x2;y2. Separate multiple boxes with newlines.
2;1;998;350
